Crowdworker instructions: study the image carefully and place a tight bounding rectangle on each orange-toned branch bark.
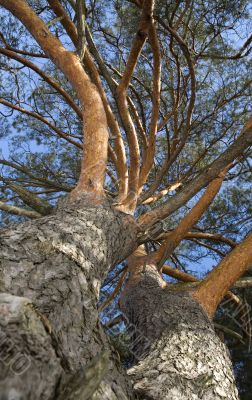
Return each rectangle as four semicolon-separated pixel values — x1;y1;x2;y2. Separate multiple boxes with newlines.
162;265;241;307
193;233;252;318
138;19;161;192
1;0;108;198
162;264;197;283
142;182;182;205
156;17;196;131
138;17;196;204
153;168;228;269
139;141;187;204
116;0;154;212
48;0;128;200
120;245;166;307
184;232;236;248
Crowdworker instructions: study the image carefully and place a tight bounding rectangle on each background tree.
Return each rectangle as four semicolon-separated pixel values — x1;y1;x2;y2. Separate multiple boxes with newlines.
0;0;252;399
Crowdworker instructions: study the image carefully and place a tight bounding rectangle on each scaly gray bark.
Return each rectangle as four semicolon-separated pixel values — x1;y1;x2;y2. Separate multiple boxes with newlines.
121;265;239;400
0;196;138;400
0;196;240;399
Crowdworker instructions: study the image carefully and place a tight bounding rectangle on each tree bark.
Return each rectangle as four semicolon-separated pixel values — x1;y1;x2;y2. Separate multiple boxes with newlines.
0;198;241;399
0;196;138;399
120;256;239;400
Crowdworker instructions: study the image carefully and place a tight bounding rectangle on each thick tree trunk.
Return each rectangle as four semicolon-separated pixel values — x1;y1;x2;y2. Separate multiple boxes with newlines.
0;197;240;399
121;263;239;400
0;196;138;399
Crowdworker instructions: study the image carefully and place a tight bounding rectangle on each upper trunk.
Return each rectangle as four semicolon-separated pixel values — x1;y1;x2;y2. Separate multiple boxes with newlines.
0;196;138;399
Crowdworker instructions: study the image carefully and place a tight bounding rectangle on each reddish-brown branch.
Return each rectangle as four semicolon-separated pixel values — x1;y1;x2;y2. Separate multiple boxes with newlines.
48;0;128;200
120;245;166;307
141;182;182;205
139;19;161;192
184;232;236;248
0;31;47;57
139;140;187;204
193;233;252;318
1;0;109;199
115;0;154;212
161;265;241;307
153;168;228;268
138;16;196;203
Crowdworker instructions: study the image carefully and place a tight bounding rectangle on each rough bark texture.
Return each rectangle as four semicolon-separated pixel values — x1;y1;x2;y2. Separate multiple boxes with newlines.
121;265;239;400
0;196;138;399
0;293;62;400
0;197;241;399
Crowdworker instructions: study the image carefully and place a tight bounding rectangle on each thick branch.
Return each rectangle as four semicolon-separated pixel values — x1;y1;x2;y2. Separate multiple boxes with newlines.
162;265;241;307
138;19;161;192
116;0;154;211
47;0;128;200
154;168;228;269
0;0;108;198
193;233;252;318
7;183;53;215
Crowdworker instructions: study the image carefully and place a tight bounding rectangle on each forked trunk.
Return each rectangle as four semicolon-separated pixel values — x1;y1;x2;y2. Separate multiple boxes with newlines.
0;198;239;399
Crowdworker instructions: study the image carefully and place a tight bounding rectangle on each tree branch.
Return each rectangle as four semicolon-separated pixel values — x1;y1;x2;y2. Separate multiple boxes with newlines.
115;0;154;212
47;0;128;200
0;159;72;192
138;18;161;192
0;201;41;218
154;167;228;269
7;183;53;215
199;33;252;60
0;0;108;198
193;233;252;318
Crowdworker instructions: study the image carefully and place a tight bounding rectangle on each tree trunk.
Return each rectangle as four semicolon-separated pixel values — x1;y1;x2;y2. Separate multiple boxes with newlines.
0;196;138;400
120;263;240;400
0;197;240;399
